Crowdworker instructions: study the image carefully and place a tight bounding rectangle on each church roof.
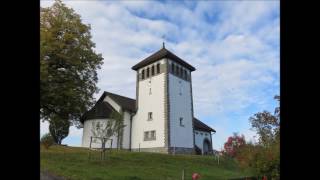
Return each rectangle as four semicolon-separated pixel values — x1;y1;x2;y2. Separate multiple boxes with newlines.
193;117;216;132
80;101;116;123
81;91;215;133
101;91;136;112
131;47;196;71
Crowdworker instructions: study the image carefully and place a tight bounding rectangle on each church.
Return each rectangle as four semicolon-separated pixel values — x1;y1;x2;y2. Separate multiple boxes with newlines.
80;45;216;155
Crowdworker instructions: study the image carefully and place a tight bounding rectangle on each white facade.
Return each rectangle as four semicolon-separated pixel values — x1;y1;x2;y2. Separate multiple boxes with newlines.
194;130;212;154
81;48;214;154
168;61;194;148
131;59;166;149
82;119;119;148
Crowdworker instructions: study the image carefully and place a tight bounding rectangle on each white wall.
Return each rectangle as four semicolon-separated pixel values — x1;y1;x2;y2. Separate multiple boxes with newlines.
104;96;121;112
168;70;194;148
194;130;211;154
131;59;166;149
121;111;132;149
82;119;118;149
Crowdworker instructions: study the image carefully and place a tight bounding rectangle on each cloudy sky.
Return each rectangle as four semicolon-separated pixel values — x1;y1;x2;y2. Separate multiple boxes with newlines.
40;0;280;150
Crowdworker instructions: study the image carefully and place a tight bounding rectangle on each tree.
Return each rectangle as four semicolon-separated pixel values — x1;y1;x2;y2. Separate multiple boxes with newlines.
236;95;280;179
40;0;103;127
249;96;280;147
41;133;55;149
91;110;126;150
223;132;246;157
49;114;70;144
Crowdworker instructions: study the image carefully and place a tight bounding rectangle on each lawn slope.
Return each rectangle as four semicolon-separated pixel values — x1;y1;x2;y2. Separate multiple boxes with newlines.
40;145;252;180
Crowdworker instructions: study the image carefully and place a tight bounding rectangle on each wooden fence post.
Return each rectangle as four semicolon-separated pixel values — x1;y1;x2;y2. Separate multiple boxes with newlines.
181;169;185;180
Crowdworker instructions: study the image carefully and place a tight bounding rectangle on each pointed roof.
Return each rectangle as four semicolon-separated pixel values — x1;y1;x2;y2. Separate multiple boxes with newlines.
131;47;196;71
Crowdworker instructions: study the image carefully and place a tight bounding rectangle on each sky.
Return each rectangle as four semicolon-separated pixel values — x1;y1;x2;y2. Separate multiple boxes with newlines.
40;0;280;150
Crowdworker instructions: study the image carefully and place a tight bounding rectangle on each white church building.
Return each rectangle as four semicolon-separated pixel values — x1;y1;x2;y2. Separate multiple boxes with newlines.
80;46;216;155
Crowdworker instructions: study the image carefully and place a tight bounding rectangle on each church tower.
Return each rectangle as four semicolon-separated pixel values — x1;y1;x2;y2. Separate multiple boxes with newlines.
131;45;196;154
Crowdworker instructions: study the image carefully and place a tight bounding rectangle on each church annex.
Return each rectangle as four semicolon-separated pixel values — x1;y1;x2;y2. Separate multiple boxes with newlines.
80;46;216;155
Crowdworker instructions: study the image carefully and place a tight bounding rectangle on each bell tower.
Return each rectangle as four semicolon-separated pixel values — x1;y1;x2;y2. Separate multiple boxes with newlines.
131;47;196;154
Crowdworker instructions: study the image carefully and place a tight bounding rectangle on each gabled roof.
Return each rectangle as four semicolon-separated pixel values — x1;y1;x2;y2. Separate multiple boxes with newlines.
131;47;196;71
81;92;215;134
193;117;216;132
101;91;136;113
80;101;116;123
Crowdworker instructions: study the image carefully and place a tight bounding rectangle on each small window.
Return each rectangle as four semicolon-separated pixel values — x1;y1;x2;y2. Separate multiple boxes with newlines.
141;69;145;80
151;131;156;140
144;131;149;140
176;66;179;76
148;112;153;120
146;67;150;78
179;117;184;127
195;132;199;134
151;65;155;76
144;130;156;141
156;64;160;74
171;63;175;74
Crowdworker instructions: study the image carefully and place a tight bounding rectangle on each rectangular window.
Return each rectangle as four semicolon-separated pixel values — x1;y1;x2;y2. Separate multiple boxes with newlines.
157;64;160;74
141;69;145;80
151;130;156;140
148;112;153;120
151;65;155;76
146;67;150;78
179;117;184;127
144;130;156;141
144;131;149;141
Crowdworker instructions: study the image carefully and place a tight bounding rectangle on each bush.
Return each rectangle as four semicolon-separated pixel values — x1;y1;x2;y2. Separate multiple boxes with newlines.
41;133;54;149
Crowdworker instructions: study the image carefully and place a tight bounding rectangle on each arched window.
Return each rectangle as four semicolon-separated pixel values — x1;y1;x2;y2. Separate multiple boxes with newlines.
146;67;150;78
171;63;175;74
151;65;155;76
141;69;145;79
156;64;160;74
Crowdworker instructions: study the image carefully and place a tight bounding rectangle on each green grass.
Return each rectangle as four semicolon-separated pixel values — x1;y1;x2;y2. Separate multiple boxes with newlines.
41;145;253;180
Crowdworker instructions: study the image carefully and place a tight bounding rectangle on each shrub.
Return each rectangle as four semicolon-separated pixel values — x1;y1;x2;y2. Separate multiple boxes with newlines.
41;133;54;149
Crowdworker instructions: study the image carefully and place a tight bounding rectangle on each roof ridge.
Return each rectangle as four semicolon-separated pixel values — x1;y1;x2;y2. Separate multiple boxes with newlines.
104;91;136;101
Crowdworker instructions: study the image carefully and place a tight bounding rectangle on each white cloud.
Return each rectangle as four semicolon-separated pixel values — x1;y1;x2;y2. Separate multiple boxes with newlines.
40;0;279;149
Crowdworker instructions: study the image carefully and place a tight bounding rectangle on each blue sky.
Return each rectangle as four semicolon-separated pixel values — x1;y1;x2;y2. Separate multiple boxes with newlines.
40;0;280;150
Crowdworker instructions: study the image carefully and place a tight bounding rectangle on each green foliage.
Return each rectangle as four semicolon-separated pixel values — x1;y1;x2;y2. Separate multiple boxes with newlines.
40;0;103;126
235;95;280;179
49;114;70;144
41;133;55;149
41;145;252;179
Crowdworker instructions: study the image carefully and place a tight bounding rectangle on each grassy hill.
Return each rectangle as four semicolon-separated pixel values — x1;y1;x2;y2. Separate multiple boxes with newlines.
40;145;253;180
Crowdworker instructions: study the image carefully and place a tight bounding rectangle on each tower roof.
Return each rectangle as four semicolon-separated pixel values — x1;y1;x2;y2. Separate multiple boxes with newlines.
131;47;196;71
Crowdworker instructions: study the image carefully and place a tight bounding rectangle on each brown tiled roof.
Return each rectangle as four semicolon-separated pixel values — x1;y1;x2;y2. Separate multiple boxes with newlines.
193;117;216;132
131;47;196;71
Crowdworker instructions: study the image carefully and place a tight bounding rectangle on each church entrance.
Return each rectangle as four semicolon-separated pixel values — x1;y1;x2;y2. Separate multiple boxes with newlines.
203;139;211;155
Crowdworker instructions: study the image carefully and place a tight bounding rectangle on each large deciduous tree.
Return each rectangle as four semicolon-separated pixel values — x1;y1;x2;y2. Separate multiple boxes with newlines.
40;0;103;127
